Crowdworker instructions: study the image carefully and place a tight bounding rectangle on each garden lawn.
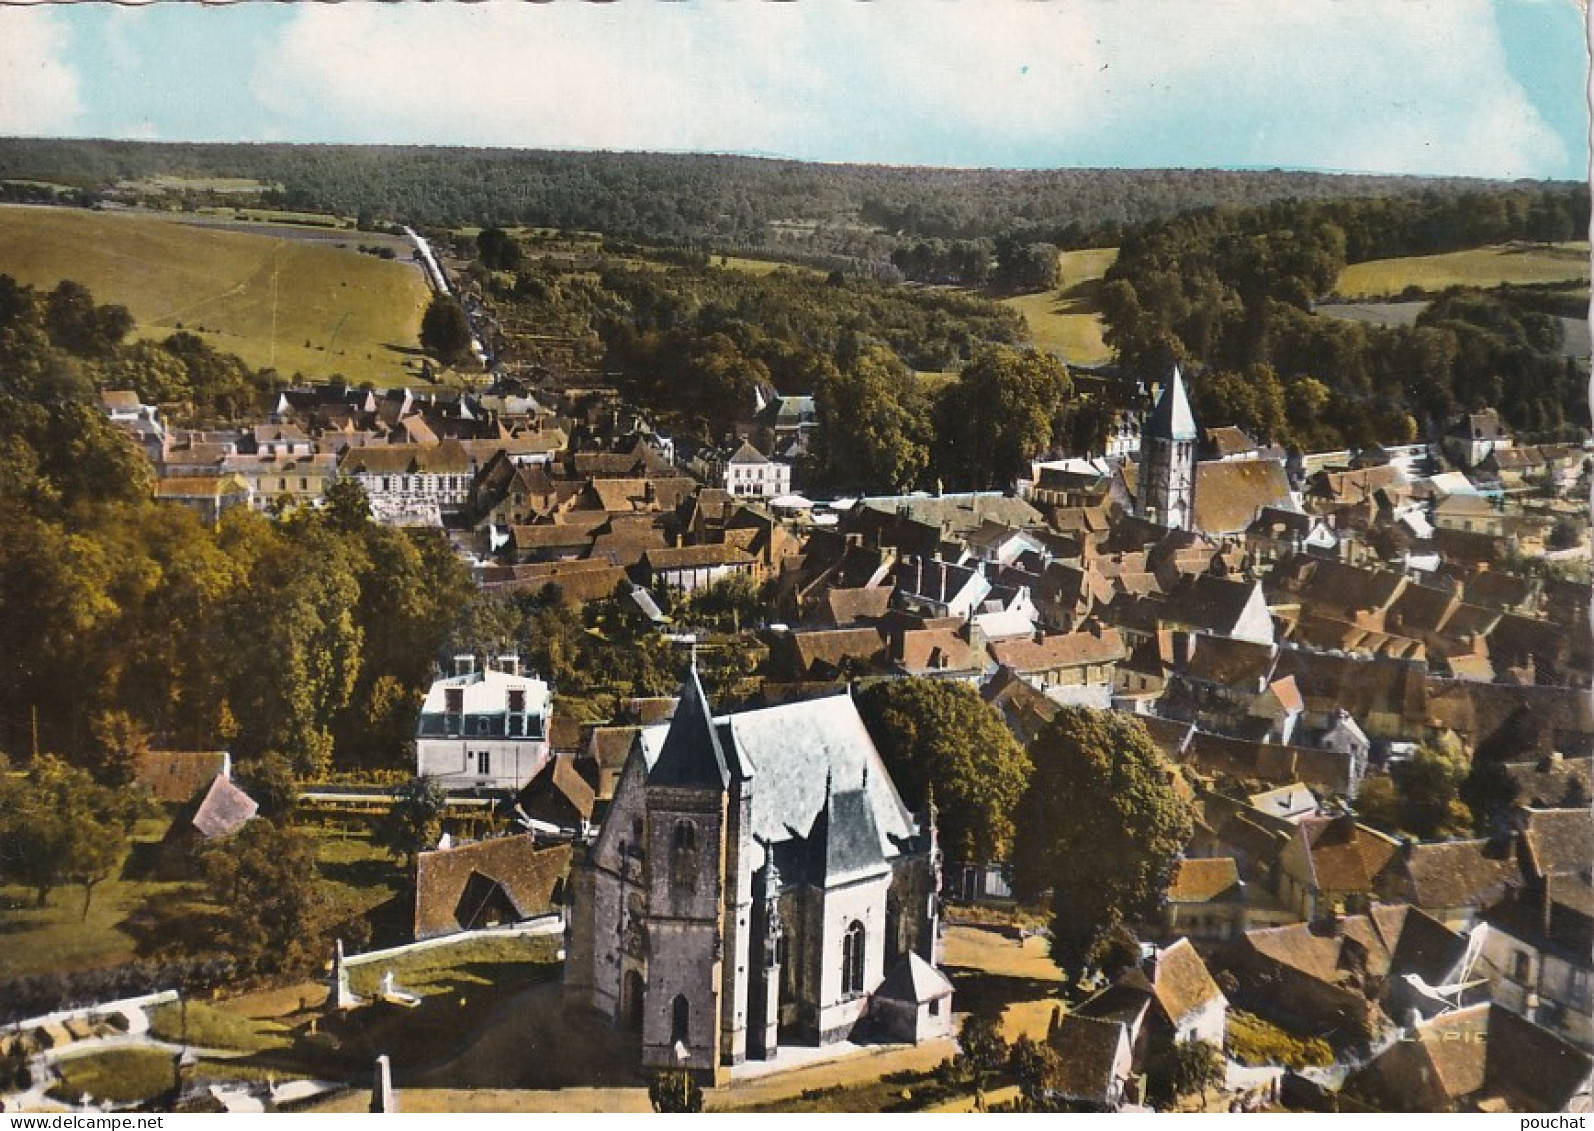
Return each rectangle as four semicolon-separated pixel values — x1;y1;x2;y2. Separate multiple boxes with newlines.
0;818;186;980
49;1047;176;1106
147;1000;293;1054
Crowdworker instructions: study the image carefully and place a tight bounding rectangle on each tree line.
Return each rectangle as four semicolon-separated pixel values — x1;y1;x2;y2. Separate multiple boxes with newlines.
0;137;1553;269
482;245;1089;492
1101;185;1590;448
0;276;474;778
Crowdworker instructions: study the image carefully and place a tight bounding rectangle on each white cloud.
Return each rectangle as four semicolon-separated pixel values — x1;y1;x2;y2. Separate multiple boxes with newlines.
241;0;1571;178
0;8;83;136
103;8;145;78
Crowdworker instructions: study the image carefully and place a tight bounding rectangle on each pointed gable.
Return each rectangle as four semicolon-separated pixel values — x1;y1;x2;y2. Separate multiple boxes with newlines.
819;782;890;883
647;667;733;789
1146;366;1197;442
876;952;955;1004
186;774;258;840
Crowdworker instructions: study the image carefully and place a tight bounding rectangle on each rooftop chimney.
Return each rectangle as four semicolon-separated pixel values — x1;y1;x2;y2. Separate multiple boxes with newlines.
453;653;476;677
496;653;520;677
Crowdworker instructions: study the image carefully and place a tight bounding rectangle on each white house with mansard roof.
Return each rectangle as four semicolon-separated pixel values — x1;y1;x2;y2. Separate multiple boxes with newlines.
415;654;553;791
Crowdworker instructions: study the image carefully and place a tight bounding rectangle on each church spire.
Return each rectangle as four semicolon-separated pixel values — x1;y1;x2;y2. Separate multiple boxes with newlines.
648;662;730;788
1138;364;1197;532
1145;365;1197;442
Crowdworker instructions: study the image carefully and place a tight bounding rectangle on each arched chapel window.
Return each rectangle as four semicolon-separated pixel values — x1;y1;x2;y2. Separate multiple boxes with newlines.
672;819;699;893
671;994;691;1046
842;920;866;996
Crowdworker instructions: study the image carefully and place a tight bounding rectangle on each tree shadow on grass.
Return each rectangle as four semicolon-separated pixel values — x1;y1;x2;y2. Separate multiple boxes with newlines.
943;966;1067;1020
319;856;403;892
296;967;637;1091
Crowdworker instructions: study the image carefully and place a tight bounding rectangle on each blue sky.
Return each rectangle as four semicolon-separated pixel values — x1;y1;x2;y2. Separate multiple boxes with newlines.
0;1;1587;180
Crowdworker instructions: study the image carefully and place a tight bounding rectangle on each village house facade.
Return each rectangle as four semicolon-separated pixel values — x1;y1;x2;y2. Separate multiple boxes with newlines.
415;654;554;792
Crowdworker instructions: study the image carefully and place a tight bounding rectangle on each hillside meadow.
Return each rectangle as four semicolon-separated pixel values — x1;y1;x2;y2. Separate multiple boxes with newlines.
1336;240;1589;298
0;205;432;387
998;246;1118;365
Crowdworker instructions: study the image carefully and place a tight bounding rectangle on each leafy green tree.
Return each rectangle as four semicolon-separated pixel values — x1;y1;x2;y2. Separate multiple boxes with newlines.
1390;744;1473;840
201;820;333;976
933;345;1072;489
87;709;150;788
377;775;449;873
1192;364;1290;445
476;226;523;271
1144;1036;1225;1108
222;523;364;775
322;478;373;534
1353;775;1403;835
674;573;768;634
420;292;473;366
236;753;300;826
43;280;133;358
811;344;931;494
62;811;126;922
993;239;1061;293
648;1070;704;1113
1013;708;1193;979
1009;1034;1063;1109
956;1013;1010;1092
855;679;1032;864
0;757;135;915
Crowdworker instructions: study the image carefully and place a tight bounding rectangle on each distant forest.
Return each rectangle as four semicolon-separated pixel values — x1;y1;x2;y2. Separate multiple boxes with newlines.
0;138;1572;269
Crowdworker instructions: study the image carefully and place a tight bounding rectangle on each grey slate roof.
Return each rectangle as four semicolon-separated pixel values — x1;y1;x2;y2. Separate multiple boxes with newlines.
875;952;955;1004
647;667;733;788
1145;366;1197;442
637;689;919;879
817;782;890;883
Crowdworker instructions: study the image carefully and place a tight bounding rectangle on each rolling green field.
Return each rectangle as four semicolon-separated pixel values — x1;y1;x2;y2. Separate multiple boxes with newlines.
715;254;824;277
999;246;1118;365
0;206;432;386
118;175;277;196
1337;241;1589;298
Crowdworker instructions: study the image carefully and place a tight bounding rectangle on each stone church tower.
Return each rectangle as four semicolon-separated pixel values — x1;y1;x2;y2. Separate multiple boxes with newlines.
564;671;951;1084
1138;366;1197;531
637;666;754;1075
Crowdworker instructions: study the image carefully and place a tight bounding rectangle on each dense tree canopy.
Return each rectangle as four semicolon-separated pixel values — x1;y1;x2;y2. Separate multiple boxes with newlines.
0;276;471;776
420;292;474;365
1013;708;1193;978
4;138;1561;269
1102;188;1589;444
934;345;1073;489
200;820;341;976
855;678;1033;864
811;345;931;494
